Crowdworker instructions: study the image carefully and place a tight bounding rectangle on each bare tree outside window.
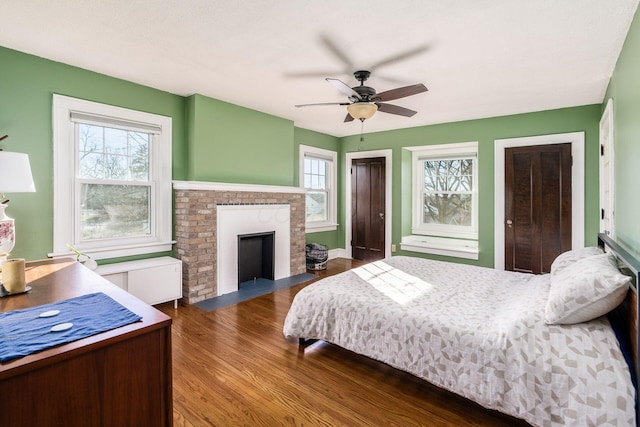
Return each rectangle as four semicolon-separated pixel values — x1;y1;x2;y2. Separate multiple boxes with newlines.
422;158;473;226
78;124;151;240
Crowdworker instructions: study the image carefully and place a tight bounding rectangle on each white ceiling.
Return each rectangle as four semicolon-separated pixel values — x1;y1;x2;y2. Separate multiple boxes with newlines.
2;1;638;137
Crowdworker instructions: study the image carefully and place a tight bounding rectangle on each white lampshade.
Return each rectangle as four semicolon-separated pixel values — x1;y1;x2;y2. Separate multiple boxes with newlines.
0;151;36;193
347;102;378;120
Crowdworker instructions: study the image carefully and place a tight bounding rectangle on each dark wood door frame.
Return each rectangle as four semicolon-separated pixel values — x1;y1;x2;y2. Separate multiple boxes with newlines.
345;150;392;260
493;133;585;270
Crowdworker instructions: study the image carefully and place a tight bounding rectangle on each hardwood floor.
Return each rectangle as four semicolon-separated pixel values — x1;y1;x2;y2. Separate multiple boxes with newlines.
157;258;530;427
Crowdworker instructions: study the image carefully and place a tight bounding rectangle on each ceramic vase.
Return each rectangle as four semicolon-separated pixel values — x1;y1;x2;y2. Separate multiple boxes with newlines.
0;204;15;261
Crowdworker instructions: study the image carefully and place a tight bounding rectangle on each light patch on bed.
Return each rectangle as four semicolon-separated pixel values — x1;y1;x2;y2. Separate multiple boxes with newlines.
352;261;433;305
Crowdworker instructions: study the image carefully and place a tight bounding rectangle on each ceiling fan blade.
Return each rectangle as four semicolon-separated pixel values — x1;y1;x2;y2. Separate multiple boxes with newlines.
320;34;354;69
376;103;418;117
369;45;429;70
295;102;350;107
375;84;428;102
326;78;361;100
372;73;411;85
344;113;355;122
285;70;344;79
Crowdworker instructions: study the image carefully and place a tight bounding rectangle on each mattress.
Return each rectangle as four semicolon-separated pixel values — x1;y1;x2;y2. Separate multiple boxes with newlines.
283;256;635;427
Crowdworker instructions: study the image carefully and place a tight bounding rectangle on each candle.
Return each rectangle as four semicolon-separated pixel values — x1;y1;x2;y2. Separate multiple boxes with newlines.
2;258;26;294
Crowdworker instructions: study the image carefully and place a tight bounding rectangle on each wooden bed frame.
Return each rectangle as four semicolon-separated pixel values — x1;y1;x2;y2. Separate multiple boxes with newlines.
598;233;640;426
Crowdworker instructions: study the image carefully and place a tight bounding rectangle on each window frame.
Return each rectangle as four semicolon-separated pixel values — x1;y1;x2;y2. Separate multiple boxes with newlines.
411;141;479;240
299;144;337;233
51;94;173;260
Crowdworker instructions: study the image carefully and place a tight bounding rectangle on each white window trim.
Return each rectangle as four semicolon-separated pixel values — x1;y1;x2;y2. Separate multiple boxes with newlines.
299;144;338;233
408;141;479;240
51;94;174;260
494;132;585;270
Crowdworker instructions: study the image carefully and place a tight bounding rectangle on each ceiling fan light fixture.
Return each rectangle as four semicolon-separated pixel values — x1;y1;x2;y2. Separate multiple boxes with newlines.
347;102;378;120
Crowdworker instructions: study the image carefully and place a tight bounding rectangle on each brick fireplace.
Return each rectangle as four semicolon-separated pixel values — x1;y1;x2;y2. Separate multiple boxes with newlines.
173;181;307;304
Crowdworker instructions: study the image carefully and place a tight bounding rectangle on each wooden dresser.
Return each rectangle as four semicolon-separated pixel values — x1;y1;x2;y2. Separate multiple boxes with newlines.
0;258;173;427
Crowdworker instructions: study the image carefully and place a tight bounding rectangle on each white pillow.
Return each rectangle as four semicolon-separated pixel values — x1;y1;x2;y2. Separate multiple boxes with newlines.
545;252;630;325
550;246;604;277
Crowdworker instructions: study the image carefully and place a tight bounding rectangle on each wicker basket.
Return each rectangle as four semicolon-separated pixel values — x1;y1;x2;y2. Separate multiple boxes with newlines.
306;243;328;270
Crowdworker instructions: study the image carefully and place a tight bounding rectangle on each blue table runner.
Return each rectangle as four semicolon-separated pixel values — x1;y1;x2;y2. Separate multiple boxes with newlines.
0;292;142;362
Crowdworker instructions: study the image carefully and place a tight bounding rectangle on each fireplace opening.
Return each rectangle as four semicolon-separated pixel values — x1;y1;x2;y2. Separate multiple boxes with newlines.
237;231;275;286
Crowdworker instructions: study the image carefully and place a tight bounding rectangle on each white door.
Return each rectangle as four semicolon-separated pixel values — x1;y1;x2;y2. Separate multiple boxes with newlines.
599;99;615;237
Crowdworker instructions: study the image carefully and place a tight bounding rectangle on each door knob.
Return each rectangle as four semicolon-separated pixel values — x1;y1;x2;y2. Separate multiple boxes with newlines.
379;212;384;219
506;219;513;228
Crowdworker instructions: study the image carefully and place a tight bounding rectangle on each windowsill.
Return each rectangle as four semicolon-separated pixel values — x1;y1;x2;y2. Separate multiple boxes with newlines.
306;223;338;233
400;235;479;260
411;227;478;240
48;241;175;261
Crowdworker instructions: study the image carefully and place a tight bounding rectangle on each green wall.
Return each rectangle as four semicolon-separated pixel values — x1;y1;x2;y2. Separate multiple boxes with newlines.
0;46;187;261
339;105;602;267
186;94;294;186
603;6;640;256
1;47;307;261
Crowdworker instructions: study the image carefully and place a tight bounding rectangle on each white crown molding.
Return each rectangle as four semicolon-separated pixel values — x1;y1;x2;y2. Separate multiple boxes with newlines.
172;180;306;194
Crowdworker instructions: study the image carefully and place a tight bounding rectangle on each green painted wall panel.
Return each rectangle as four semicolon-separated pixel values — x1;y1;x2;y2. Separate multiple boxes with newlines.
339;105;601;267
0;46;186;261
187;94;294;186
603;7;640;256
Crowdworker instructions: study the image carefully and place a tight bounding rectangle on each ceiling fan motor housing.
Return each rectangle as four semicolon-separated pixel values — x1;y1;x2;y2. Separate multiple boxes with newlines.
352;70;376;101
353;85;376;101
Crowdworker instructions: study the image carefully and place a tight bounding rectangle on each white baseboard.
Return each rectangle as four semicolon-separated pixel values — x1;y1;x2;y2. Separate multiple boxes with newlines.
328;248;347;259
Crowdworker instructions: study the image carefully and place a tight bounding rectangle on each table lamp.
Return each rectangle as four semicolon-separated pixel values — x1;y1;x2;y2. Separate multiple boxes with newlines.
0;150;36;261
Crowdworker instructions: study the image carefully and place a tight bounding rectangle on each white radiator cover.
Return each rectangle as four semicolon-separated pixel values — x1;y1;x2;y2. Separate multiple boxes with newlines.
96;256;182;306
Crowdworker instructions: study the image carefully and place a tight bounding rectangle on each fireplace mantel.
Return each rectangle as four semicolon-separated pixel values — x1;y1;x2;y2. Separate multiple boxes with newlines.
173;180;307;194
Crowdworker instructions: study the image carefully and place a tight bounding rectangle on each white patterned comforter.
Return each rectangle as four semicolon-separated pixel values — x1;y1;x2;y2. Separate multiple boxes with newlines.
283;256;635;427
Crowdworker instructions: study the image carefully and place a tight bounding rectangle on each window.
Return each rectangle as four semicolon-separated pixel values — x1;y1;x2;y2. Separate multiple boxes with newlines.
52;95;173;260
299;145;337;232
403;142;479;258
412;142;478;239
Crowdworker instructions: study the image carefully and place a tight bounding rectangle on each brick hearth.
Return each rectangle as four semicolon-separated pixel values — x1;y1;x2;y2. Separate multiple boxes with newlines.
173;181;307;304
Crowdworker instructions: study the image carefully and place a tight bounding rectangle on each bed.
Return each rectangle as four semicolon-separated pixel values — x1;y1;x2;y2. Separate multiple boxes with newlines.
283;234;639;427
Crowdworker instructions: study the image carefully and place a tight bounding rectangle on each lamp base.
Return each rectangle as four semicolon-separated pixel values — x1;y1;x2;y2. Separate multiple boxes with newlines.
0;203;16;258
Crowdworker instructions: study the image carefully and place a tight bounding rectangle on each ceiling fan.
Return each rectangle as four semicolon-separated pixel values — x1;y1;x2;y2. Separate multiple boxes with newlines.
295;70;428;122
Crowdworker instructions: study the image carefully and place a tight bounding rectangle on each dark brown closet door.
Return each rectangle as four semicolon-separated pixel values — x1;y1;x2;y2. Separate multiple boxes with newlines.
351;157;386;262
505;143;572;274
